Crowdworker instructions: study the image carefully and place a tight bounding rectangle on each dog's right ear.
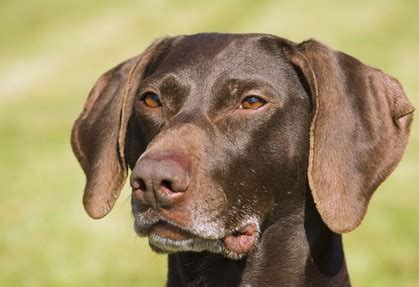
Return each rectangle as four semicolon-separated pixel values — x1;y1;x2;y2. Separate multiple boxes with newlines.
71;38;171;219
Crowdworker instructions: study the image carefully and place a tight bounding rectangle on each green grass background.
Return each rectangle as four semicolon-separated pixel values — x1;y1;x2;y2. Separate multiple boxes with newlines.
0;0;418;286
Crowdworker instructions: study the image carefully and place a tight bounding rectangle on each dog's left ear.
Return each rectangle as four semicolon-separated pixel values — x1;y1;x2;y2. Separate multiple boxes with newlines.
282;40;414;233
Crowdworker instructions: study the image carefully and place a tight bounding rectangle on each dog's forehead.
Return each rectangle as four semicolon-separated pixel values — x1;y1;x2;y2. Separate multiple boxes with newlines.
155;33;290;82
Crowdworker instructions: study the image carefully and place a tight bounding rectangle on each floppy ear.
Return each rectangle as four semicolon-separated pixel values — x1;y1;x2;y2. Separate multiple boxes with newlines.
283;40;414;233
71;38;169;219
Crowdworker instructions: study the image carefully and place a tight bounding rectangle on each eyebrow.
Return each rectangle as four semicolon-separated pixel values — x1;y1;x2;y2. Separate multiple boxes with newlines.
221;78;278;99
138;74;189;95
159;75;187;95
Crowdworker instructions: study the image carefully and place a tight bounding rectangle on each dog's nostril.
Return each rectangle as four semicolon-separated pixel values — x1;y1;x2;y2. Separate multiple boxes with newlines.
138;178;147;191
161;180;173;192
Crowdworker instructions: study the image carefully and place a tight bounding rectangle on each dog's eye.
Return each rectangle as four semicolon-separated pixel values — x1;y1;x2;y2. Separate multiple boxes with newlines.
240;96;266;110
142;92;162;108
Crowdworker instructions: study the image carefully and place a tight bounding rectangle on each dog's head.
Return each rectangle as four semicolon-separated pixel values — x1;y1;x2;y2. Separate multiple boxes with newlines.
71;33;414;259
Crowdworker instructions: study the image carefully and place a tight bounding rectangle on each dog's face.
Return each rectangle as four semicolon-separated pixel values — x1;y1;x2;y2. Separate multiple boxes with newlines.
127;35;311;258
71;34;414;259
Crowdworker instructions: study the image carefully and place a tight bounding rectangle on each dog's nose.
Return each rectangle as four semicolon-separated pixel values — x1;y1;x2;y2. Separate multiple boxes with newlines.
130;154;191;209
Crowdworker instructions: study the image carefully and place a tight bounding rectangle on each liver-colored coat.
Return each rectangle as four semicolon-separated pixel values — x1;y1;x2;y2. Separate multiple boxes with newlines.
71;33;414;286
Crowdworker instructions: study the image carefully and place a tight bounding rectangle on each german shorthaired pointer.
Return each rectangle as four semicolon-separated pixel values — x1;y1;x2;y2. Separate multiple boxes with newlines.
71;33;414;286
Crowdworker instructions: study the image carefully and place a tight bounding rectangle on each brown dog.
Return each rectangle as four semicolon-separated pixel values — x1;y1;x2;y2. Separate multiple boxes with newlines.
71;33;414;286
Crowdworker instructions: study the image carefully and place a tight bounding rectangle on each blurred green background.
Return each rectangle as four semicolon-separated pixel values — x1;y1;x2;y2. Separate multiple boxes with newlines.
0;0;418;286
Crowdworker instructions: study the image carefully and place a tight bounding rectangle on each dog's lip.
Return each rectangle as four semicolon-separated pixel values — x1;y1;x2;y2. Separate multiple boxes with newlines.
134;213;259;258
147;220;258;256
222;222;258;255
150;221;197;241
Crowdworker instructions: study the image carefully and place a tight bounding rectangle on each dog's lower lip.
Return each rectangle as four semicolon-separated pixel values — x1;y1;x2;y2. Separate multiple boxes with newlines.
150;222;195;241
134;213;259;258
223;223;257;255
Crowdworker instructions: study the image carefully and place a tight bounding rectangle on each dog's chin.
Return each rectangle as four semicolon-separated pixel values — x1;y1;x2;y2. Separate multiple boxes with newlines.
134;218;259;260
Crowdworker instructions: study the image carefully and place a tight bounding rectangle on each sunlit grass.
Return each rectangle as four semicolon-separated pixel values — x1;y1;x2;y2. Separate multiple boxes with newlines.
1;0;418;286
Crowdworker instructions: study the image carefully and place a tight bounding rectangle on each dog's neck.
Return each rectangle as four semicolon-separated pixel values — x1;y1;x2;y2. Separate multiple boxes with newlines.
166;191;351;286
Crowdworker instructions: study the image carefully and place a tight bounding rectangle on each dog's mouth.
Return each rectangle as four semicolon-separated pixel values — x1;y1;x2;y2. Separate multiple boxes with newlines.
137;219;259;259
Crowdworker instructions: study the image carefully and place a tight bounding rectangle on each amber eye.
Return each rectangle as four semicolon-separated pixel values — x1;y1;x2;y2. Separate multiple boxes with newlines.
240;96;266;110
142;92;162;108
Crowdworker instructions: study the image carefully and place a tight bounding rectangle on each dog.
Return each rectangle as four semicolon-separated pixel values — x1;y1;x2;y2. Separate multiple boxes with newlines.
71;33;414;286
